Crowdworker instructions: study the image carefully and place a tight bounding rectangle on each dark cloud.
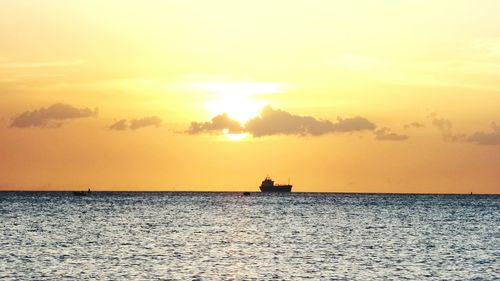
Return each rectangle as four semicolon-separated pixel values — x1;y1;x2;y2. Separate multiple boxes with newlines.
244;107;334;137
467;122;500;145
244;107;375;137
130;116;162;130
10;103;97;128
404;122;425;129
187;113;243;134
374;127;409;141
109;116;162;131
188;106;376;137
109;119;128;130
332;116;376;133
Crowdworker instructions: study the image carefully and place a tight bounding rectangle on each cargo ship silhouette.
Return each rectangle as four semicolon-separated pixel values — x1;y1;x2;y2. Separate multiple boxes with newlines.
259;176;292;192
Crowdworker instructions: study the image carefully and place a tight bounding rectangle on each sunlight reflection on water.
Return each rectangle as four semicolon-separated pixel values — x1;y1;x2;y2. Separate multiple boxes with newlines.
0;192;498;280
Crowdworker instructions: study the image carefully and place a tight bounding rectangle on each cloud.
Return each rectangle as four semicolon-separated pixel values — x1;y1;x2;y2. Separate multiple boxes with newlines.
429;114;500;145
404;122;424;129
374;128;409;141
187;113;243;134
130;117;162;130
467;122;500;145
429;114;467;142
244;107;333;137
109;116;162;131
244;106;375;137
187;106;376;137
431;117;453;132
0;59;85;69
109;119;128;130
194;82;283;96
332;116;376;133
10;103;97;128
330;39;500;92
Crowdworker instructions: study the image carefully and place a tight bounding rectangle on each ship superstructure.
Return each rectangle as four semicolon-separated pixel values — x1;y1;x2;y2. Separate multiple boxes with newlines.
259;176;292;192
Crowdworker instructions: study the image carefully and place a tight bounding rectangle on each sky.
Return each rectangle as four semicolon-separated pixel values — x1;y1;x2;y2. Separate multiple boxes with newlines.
1;0;499;193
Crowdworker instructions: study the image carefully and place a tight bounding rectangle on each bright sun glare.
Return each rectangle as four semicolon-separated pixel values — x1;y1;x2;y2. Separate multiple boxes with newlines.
204;94;265;124
196;82;282;140
223;129;248;141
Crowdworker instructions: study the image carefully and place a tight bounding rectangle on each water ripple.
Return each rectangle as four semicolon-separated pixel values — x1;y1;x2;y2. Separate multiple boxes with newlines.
0;192;498;280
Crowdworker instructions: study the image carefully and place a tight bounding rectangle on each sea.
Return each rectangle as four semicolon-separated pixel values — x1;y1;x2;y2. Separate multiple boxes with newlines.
0;192;498;280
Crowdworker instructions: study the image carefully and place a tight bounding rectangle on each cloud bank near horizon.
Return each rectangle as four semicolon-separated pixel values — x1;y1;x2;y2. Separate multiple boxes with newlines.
187;106;410;141
244;106;375;137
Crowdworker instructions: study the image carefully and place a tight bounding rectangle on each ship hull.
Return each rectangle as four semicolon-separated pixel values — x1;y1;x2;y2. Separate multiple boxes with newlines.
259;185;292;192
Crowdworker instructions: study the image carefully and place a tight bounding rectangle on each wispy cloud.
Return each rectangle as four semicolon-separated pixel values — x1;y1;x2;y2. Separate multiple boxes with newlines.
194;82;284;96
0;59;85;69
331;40;500;91
404;122;425;129
467;123;500;145
429;114;500;145
429;113;467;142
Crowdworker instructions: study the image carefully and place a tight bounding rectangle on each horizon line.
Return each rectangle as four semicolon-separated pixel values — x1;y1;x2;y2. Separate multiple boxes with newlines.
0;189;498;195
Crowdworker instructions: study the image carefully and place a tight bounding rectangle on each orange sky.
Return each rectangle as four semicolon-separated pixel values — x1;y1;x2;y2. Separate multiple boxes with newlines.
1;0;499;193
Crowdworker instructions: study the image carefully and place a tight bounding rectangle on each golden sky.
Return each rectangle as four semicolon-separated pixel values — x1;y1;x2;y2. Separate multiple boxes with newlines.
1;0;500;193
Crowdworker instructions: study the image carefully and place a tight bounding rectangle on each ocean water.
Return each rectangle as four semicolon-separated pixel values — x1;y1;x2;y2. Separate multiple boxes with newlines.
0;192;498;280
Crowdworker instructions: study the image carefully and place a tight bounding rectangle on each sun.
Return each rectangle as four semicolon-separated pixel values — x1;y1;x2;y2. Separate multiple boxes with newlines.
198;82;280;122
223;129;248;141
195;82;282;140
204;94;266;124
205;95;264;140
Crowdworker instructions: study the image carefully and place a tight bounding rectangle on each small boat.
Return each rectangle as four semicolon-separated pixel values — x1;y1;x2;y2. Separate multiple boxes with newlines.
73;188;91;196
259;176;292;192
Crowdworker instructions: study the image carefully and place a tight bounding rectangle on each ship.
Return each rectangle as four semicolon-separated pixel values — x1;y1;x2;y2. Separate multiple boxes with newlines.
73;188;91;196
259;176;292;192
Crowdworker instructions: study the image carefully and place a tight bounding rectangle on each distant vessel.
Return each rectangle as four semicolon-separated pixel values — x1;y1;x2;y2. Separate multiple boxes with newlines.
73;188;91;196
259;176;292;192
